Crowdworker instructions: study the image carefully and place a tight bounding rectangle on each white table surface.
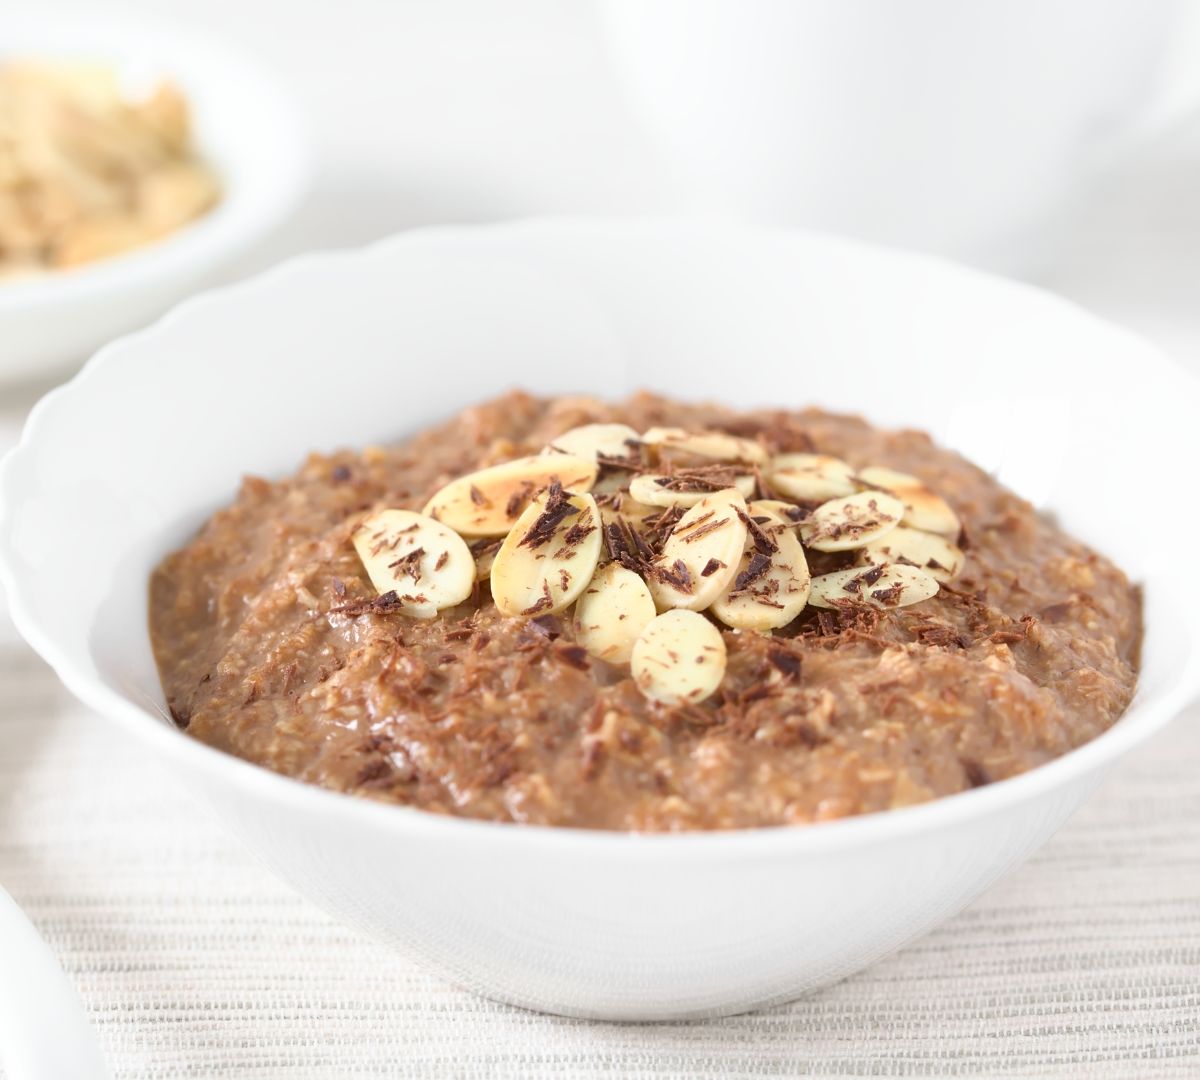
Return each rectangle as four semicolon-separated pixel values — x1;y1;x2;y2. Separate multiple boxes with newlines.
2;2;1199;1077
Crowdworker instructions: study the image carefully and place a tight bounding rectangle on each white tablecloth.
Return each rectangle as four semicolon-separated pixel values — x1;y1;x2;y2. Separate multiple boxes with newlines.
2;647;1197;1079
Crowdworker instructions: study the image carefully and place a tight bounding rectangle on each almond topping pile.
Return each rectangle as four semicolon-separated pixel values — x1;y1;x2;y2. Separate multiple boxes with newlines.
0;61;220;279
349;424;966;705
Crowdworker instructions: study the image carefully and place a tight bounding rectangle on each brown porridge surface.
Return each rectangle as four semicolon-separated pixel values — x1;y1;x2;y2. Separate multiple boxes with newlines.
149;392;1141;831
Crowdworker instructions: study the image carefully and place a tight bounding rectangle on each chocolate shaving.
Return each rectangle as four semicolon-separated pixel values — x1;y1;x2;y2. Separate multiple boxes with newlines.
528;615;562;639
700;557;724;577
674;509;714;532
388;547;425;582
767;646;802;679
468;484;489;507
330;590;409;616
733;552;772;592
556;644;590;670
911;621;972;650
677;515;731;544
654;465;743;493
734;506;779;555
505;481;535;519
519;480;579;549
643;505;686;547
562;508;596;547
522;580;554;615
654;557;694;594
870;584;904;606
605;516;655;574
469;537;502;559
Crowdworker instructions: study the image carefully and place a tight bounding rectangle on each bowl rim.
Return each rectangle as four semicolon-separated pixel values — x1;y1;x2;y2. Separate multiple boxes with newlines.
0;9;312;315
3;217;1198;859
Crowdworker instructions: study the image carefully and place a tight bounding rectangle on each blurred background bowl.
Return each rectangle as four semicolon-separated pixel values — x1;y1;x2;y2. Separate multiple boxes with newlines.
0;10;311;383
601;0;1190;269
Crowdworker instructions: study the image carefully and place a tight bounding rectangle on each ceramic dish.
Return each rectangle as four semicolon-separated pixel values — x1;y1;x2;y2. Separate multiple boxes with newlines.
0;11;311;382
1;220;1197;1020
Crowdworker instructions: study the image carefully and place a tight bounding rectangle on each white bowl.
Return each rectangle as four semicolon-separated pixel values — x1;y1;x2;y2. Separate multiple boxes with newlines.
2;220;1198;1020
0;12;311;382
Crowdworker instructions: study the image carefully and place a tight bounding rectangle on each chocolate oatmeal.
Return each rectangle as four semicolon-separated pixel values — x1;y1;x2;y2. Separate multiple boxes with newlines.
149;393;1141;831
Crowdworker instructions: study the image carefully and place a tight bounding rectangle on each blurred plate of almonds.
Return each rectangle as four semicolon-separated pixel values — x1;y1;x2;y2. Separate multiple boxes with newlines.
0;13;310;383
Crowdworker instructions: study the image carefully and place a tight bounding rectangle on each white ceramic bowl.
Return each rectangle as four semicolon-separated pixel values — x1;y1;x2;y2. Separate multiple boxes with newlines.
0;11;311;382
2;220;1198;1020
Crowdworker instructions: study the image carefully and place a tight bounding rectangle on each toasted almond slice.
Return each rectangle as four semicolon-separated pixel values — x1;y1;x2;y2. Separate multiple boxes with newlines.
629;472;755;508
856;466;961;538
352;509;474;618
748;499;810;528
769;453;857;502
422;454;597;537
646;488;748;612
597;492;659;531
490;488;602;616
711;501;811;630
856;525;965;583
808;564;940;610
574;563;657;664
543;423;641;462
592;472;630;496
802;490;905;552
642;426;768;466
631;610;727;705
469;537;503;582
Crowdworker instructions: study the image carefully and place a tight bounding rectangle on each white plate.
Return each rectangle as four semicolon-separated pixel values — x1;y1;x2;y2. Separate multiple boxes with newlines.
0;11;311;382
1;220;1197;1020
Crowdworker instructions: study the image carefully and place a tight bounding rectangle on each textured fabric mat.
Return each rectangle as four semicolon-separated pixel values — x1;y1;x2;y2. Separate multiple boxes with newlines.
1;646;1197;1079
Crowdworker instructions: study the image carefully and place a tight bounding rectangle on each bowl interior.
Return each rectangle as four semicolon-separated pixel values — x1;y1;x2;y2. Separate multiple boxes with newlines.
5;222;1199;781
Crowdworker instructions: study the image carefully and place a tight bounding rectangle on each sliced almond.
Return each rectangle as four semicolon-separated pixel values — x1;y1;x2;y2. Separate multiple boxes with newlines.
629;471;755;508
422;455;597;537
710;501;811;630
631;610;727;705
574;562;657;664
543;423;641;462
352;509;475;618
642;426;768;466
769;453;857;502
469;537;503;582
808;564;940;610
489;486;602;616
856;525;965;583
856;466;961;538
748;498;810;528
802;490;905;552
596;492;660;533
646;488;748;612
